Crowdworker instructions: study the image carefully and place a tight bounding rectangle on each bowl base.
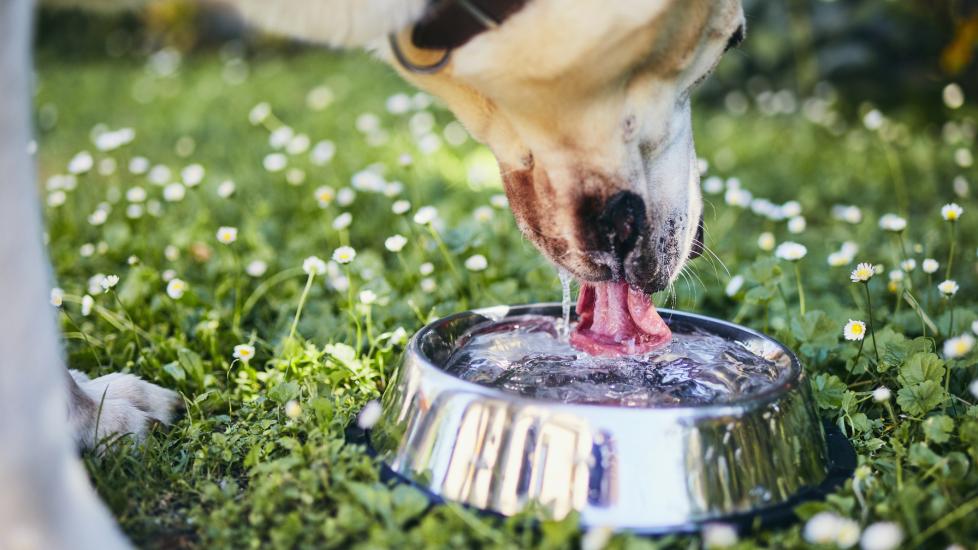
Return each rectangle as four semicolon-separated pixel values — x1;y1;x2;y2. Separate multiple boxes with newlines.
348;420;854;535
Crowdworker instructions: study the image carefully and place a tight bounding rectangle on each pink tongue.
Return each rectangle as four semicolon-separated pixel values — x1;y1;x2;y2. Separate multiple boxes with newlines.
570;281;671;356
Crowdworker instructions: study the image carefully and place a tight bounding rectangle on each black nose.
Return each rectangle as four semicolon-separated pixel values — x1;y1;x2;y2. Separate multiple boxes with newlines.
599;191;646;264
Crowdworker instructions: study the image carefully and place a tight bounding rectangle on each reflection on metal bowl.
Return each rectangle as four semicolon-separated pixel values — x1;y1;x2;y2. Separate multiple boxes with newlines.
368;304;854;533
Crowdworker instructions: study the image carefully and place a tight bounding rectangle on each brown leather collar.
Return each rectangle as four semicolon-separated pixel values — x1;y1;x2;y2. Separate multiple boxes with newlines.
411;0;529;50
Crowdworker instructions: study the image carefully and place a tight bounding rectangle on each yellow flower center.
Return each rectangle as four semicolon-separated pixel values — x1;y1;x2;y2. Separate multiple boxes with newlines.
851;324;864;335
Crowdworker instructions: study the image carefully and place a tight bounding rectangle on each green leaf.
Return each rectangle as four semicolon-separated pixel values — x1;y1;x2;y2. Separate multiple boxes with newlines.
391;485;429;526
812;373;848;410
923;415;954;444
162;361;186;383
268;381;300;404
898;352;945;386
790;310;838;347
744;284;777;305
745;256;783;284
177;348;206;385
879;328;933;373
896;380;945;416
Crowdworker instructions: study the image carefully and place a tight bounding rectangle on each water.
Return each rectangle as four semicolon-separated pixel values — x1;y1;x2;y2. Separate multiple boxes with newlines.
443;315;786;407
557;269;573;341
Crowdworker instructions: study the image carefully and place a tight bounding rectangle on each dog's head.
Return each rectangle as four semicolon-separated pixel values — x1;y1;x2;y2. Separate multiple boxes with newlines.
389;0;744;293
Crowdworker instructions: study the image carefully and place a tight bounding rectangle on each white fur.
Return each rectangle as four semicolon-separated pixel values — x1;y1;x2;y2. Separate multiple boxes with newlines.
68;371;181;449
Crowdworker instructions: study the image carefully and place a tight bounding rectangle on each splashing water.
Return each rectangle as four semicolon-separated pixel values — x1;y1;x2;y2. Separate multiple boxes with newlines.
558;269;572;341
443;315;786;407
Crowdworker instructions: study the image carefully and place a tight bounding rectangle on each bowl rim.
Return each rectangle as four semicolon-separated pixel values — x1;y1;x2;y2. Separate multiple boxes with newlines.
406;302;804;415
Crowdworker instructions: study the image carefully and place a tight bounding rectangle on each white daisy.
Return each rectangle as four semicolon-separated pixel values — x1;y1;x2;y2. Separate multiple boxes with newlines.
392;199;411;215
268;126;294;149
900;258;916;272
126;204;144;219
787;215;807;234
332;212;352;230
419;262;434;276
357;400;383;429
944;334;975;359
233;343;255;363
332;246;356;264
942;83;964;109
99;275;120;292
302;256;327;276
129;156;150;174
850;263;875;283
581;526;614;550
125;186;147;203
782;200;802;217
166;278;187;299
286;168;306;186
284;400;302;419
217;180;236;198
941;202;963;221
216;226;238;244
263;153;287;172
860;522;902;550
972;319;978;336
725;275;745;297
701;523;738;549
47;191;66;208
385;234;408;252
775;241;807;261
490;194;508;209
878;213;907;232
844;320;867;341
81;294;94;316
473;206;494;223
248;102;271;125
420;277;436;292
181;163;205;186
413;205;438;225
938;279;959;297
359;290;377;305
50;288;64;307
310;140;336;165
804;512;842;545
702;176;724;194
148;165;171;185
828;251;852;267
757;232;776;252
465;254;488;271
922;258;939;274
286;133;310;155
67;151;94;174
336;187;356;206
315;186;335;207
872;387;891;402
246;259;267;277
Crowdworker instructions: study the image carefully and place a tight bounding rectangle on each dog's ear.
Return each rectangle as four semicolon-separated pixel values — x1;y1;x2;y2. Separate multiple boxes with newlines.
228;0;428;48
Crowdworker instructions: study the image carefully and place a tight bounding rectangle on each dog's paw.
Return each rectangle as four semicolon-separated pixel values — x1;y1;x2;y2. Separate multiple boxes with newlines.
69;370;181;449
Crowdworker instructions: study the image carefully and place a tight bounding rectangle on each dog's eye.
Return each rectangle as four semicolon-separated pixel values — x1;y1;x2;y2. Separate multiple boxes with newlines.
724;24;745;52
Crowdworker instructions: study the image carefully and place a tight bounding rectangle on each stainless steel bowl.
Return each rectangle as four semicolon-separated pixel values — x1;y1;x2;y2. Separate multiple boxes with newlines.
369;304;853;532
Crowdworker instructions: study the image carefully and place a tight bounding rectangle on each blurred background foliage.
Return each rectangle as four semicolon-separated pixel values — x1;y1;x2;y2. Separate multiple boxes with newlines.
36;0;978;112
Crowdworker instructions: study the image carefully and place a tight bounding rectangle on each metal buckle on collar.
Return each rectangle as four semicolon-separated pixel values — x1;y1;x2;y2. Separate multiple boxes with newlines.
387;0;500;74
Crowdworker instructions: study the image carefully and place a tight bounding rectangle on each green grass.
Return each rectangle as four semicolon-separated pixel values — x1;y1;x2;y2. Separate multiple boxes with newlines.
35;46;978;549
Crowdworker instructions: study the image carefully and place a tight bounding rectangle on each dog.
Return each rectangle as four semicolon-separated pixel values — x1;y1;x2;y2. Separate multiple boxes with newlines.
0;0;744;547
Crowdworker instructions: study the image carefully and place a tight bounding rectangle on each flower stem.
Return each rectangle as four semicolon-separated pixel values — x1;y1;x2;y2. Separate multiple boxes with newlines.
863;283;881;367
945;222;957;280
288;273;315;342
794;263;806;316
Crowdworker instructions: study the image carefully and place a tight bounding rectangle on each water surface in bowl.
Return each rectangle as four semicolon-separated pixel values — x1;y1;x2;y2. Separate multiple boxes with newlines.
442;315;786;407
